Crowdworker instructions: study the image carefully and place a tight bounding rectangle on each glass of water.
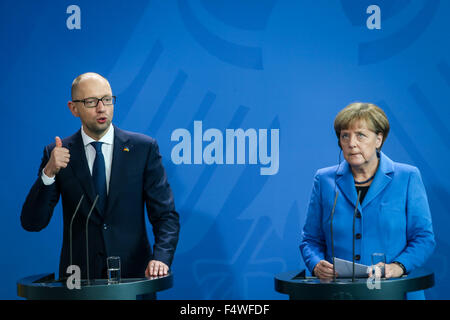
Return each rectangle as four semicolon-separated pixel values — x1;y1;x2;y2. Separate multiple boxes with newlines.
371;253;386;279
107;256;121;284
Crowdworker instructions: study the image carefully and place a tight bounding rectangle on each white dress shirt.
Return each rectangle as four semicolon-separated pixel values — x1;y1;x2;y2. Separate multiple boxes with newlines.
41;124;114;194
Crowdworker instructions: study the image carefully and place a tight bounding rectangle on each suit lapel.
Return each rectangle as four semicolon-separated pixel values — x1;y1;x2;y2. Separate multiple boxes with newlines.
104;126;130;219
361;152;394;209
336;152;394;210
67;131;96;203
67;130;102;221
336;161;358;208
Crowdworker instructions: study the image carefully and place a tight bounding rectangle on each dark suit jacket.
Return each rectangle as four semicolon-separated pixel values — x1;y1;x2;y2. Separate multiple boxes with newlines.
21;126;180;280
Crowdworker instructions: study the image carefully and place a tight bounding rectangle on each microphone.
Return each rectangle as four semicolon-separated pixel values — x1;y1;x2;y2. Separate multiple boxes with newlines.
330;191;339;282
69;194;85;269
85;195;99;285
352;190;362;282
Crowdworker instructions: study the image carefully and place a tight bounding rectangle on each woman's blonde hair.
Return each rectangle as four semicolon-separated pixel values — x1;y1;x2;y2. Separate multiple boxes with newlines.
334;102;390;149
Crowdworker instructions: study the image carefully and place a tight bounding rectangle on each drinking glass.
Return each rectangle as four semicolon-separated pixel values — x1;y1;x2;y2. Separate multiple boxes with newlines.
107;256;121;284
371;253;386;279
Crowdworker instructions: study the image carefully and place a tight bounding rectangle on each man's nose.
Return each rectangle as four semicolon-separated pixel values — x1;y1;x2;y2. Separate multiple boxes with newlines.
96;100;106;112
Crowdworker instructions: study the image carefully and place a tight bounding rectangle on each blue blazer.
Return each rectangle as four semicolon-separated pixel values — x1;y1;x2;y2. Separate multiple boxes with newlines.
300;152;435;299
21;126;180;280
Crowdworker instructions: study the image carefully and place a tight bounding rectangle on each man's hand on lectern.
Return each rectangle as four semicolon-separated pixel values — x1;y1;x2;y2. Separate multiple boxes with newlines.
145;260;169;277
44;136;70;177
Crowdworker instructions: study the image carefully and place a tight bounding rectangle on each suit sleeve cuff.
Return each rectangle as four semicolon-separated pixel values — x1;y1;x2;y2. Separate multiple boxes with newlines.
152;252;173;268
393;261;407;274
41;168;55;185
307;256;322;275
393;257;410;274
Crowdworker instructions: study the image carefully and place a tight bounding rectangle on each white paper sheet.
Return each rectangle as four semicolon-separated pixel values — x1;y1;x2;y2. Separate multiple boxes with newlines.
334;258;369;278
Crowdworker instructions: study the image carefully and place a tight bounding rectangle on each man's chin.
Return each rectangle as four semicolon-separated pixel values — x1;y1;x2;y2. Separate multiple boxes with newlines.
94;123;110;133
85;122;111;139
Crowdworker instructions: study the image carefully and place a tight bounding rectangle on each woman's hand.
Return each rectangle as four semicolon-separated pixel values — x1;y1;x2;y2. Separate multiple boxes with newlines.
385;263;404;278
313;260;338;279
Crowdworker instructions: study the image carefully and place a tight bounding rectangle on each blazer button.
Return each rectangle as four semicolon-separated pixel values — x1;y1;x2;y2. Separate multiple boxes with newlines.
356;233;362;239
355;255;361;261
356;212;362;218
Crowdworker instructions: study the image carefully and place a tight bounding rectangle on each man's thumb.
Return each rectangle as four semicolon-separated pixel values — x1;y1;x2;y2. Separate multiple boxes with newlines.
55;136;62;148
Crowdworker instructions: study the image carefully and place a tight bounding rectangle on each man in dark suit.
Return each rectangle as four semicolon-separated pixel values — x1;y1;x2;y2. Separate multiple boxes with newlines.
21;72;180;281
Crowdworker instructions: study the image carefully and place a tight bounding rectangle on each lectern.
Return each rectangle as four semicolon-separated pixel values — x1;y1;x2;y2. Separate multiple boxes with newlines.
17;273;173;300
275;268;434;300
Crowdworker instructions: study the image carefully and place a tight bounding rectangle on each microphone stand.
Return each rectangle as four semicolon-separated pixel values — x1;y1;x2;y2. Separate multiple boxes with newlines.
69;194;85;269
85;195;99;286
352;190;362;282
330;191;339;282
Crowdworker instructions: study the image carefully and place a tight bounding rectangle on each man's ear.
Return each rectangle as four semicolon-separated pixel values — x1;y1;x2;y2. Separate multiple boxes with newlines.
68;101;79;117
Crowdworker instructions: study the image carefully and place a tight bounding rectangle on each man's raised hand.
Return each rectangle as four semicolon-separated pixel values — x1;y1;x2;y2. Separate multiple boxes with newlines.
43;136;70;177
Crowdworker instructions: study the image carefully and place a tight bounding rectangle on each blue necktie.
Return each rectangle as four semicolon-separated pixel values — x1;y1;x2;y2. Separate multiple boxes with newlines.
91;142;107;215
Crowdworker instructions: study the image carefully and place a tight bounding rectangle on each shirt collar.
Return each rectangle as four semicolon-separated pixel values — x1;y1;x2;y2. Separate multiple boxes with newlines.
81;124;114;147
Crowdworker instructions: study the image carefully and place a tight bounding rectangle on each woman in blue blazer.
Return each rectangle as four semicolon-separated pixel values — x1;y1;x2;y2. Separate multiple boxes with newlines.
300;102;435;299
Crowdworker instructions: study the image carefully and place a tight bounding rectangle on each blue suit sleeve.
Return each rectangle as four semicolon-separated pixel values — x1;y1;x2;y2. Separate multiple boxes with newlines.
144;139;180;267
394;167;435;273
300;172;326;273
21;145;60;231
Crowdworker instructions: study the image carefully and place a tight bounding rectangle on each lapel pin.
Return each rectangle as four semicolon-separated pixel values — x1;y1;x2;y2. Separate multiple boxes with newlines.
123;147;130;152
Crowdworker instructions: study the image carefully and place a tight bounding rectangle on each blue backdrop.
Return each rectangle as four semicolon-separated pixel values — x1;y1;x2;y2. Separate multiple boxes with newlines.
1;0;449;299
